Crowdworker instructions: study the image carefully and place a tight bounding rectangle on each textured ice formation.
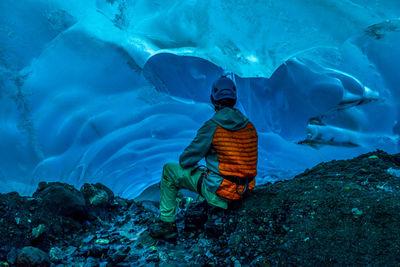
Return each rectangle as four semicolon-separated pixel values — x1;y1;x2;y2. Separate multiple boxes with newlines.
0;0;399;198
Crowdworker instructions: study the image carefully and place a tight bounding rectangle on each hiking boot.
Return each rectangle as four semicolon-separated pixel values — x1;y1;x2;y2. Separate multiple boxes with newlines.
149;221;177;240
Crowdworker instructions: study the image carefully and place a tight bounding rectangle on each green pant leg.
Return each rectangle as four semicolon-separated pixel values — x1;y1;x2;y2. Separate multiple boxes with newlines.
159;162;228;223
159;163;200;222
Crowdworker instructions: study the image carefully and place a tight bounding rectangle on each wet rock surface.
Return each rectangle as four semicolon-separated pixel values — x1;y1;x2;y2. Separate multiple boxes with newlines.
1;150;400;266
15;246;50;267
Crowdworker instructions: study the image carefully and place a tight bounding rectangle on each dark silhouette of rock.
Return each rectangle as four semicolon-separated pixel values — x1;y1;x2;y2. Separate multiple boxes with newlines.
6;247;17;265
33;182;87;220
16;246;50;267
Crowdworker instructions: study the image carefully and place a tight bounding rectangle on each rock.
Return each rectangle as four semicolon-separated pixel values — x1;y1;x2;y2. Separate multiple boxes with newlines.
49;247;64;263
16;246;50;267
234;259;242;267
85;244;109;258
136;232;157;247
139;201;160;214
90;190;109;207
80;183;114;208
146;253;159;262
351;208;363;217
388;168;400;178
113;197;128;209
84;257;99;267
82;235;96;244
94;239;110;245
184;201;208;231
205;219;225;238
6;248;17;265
33;182;87;220
64;246;77;257
158;251;168;262
108;246;130;264
48;246;76;264
31;224;47;240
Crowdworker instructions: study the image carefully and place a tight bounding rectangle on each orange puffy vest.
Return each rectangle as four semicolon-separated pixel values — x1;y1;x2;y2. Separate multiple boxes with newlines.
212;122;258;200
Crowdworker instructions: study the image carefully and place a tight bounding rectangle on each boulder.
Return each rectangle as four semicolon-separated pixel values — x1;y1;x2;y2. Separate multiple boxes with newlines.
33;182;87;220
80;183;114;208
6;247;18;265
16;246;50;267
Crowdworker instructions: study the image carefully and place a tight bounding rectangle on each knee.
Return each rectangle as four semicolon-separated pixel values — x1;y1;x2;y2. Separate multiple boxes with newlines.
162;162;178;180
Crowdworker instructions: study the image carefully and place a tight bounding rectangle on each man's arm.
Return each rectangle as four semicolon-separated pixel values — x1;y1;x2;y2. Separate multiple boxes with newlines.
179;119;217;168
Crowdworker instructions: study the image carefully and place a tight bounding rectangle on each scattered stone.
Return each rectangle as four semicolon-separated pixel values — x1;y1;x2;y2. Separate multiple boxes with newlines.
351;208;363;217
83;257;99;267
6;248;17;265
31;224;47;240
64;246;77;257
82;235;95;244
146;253;159;262
113;197;128;209
49;247;64;263
16;247;50;267
85;244;108;258
136;232;157;247
139;201;159;214
81;183;114;208
388;168;400;178
94;239;110;245
108;246;130;264
234;259;241;267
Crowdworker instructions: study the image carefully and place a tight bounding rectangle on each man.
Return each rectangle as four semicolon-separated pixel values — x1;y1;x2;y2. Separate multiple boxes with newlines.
150;75;258;240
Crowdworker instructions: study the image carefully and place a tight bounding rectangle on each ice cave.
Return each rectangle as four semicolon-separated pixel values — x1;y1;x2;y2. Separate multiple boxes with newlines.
1;0;400;198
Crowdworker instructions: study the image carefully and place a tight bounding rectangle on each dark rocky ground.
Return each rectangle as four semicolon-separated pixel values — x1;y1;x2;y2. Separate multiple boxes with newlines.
1;150;400;266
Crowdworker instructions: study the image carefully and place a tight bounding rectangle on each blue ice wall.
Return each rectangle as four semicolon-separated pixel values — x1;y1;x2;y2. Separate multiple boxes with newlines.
0;0;399;198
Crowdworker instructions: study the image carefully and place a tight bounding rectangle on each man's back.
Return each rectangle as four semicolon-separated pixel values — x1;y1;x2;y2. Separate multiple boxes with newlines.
180;107;258;201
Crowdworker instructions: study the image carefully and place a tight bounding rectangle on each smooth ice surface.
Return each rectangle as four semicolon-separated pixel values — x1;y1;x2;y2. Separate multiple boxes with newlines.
1;0;400;198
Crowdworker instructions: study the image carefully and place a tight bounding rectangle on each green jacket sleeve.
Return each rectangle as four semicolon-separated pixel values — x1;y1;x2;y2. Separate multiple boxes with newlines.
179;119;217;168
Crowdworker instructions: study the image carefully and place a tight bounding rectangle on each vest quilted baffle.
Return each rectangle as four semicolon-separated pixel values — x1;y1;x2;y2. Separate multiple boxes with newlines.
212;122;258;200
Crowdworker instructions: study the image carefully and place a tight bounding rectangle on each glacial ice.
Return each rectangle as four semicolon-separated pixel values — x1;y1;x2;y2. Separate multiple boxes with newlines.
0;0;399;198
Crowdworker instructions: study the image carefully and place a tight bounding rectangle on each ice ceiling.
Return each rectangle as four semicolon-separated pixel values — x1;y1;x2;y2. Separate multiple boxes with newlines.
1;0;400;198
